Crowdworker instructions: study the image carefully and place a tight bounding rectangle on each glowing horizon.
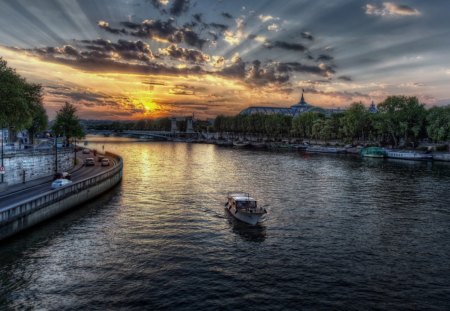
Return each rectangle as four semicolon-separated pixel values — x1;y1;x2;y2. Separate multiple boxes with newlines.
1;0;450;120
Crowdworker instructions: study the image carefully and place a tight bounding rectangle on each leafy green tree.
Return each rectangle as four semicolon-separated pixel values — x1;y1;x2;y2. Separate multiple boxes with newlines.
52;102;85;145
25;83;48;144
27;102;48;144
292;112;323;140
377;96;426;147
0;58;41;131
340;102;371;142
426;106;450;142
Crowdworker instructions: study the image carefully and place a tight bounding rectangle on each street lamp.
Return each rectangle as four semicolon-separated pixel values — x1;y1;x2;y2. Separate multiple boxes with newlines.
54;132;58;174
1;126;4;184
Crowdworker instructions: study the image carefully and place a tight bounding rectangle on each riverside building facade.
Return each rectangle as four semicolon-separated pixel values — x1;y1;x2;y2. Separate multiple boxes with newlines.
239;91;344;117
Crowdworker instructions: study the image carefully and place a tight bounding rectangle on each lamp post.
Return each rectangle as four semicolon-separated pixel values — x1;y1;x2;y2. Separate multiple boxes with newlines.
1;126;4;184
54;130;58;174
74;137;77;165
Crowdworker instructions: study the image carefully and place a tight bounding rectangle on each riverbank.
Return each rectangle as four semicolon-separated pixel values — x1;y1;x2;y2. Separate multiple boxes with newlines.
0;151;123;241
180;137;450;162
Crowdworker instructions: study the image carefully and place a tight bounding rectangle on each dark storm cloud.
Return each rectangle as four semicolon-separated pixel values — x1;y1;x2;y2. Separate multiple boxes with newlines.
46;88;105;102
63;45;79;57
170;0;190;16
118;19;208;50
276;62;335;76
221;12;233;19
264;40;307;52
78;39;155;62
192;13;203;23
301;32;314;41
317;54;334;62
245;60;290;85
338;75;352;82
209;23;228;32
160;44;209;63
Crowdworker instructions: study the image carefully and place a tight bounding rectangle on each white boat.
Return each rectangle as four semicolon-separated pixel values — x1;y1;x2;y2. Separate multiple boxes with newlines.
225;192;267;225
385;150;433;161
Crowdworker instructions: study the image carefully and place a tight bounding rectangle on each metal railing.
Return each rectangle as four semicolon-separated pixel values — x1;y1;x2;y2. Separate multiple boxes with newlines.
0;152;123;225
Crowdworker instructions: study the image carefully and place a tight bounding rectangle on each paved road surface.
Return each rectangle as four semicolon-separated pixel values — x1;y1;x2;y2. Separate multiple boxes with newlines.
0;152;117;210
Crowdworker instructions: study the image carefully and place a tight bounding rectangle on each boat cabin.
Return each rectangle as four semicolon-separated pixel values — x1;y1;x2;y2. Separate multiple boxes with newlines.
227;193;258;211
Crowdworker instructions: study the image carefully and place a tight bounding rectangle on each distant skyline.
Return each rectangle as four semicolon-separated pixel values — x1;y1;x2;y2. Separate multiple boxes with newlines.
1;0;450;120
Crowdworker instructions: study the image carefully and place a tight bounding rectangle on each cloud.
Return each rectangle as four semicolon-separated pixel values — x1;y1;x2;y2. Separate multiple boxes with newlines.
276;62;335;77
79;39;155;62
221;12;233;19
267;23;280;32
303;88;371;102
365;2;421;16
224;17;246;45
338;75;353;82
258;14;275;22
209;22;228;32
264;40;307;52
317;54;334;62
119;19;208;50
159;44;210;63
170;0;190;16
301;32;314;41
97;20;128;34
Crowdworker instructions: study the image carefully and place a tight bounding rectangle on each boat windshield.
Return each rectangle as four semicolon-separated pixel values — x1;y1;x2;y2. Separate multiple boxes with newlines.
236;200;256;209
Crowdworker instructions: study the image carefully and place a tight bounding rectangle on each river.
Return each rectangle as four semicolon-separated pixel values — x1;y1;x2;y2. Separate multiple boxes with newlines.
1;136;450;310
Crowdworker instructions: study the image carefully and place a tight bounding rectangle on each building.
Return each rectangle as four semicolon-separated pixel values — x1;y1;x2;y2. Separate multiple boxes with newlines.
239;91;344;117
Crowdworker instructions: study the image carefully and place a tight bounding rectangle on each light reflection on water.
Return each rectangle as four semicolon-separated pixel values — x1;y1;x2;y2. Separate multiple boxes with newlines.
1;136;450;310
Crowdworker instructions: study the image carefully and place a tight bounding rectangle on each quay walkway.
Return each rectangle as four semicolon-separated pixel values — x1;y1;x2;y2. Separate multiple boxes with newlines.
0;150;123;241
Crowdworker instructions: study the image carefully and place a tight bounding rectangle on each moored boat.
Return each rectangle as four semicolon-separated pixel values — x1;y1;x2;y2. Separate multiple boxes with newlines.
216;140;233;147
225;192;267;225
361;146;386;158
385;149;433;161
306;146;347;154
250;142;267;149
233;141;250;148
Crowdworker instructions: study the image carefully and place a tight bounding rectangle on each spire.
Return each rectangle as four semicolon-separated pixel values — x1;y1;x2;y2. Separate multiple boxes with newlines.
369;100;377;113
300;89;306;105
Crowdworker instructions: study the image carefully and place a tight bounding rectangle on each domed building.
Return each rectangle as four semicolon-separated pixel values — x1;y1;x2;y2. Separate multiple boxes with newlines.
239;91;342;117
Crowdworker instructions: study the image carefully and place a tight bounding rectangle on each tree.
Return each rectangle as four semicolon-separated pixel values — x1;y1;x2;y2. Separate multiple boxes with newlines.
340;102;371;142
25;83;48;144
292;112;323;140
52;102;85;145
426;106;450;142
0;58;35;130
377;96;427;147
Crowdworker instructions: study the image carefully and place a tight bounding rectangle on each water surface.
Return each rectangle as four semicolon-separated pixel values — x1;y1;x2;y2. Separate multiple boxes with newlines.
1;137;450;310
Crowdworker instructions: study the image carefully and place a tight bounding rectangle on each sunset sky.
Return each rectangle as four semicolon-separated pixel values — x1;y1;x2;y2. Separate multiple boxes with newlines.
1;0;450;120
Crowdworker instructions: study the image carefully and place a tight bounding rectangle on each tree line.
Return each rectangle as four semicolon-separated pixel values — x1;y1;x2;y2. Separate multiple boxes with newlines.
0;58;47;143
214;96;450;147
1;58;84;144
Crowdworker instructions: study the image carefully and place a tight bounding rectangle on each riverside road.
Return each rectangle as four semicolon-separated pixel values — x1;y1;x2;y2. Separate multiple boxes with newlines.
0;153;117;210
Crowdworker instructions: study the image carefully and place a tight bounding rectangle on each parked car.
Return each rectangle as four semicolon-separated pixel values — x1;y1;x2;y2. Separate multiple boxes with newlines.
82;148;90;154
101;158;110;166
51;178;73;189
53;171;71;180
85;158;95;166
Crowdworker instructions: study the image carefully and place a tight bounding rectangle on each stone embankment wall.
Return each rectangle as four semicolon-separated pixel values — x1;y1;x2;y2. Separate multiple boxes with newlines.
1;149;74;185
0;152;123;241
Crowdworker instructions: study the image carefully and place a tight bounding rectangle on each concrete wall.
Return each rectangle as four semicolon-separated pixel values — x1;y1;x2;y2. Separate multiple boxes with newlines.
0;152;122;241
1;149;74;185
